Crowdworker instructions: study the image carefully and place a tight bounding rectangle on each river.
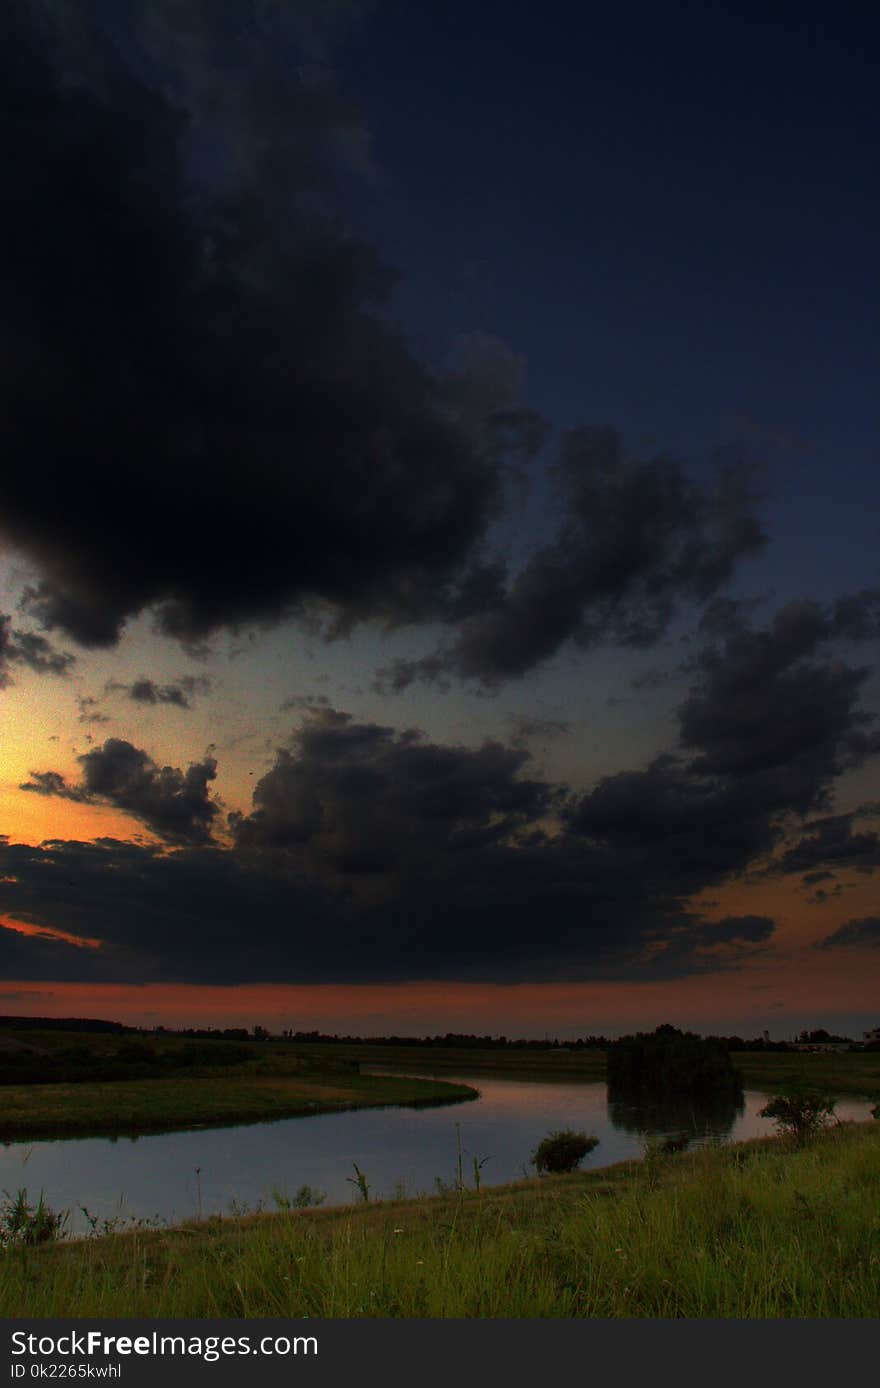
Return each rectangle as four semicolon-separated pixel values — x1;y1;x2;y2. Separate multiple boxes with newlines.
0;1074;873;1236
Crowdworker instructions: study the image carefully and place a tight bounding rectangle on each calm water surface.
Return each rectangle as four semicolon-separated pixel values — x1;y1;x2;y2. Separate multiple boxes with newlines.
1;1074;873;1235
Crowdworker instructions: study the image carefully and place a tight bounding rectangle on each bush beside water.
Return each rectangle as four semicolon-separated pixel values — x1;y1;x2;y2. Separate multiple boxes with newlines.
532;1130;599;1174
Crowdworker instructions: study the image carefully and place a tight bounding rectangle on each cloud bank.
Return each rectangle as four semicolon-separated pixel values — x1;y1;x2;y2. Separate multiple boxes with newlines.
1;7;765;685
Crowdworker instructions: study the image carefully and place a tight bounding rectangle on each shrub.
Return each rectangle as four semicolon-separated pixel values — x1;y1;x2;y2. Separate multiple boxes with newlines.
532;1129;599;1174
758;1089;836;1144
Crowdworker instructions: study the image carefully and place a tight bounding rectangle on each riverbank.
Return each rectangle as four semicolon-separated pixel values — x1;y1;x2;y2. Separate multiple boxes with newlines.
0;1071;478;1141
2;1120;877;1317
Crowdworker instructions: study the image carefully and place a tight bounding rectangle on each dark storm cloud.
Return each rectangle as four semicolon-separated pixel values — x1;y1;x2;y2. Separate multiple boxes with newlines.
20;738;220;846
3;585;876;984
378;429;766;689
0;6;769;682
678;601;879;798
231;708;558;874
566;756;776;894
0;614;74;684
106;675;211;709
1;2;534;652
0;706;776;985
772;810;880;878
814;917;880;950
0;824;775;989
219;707;779;981
568;601;880;890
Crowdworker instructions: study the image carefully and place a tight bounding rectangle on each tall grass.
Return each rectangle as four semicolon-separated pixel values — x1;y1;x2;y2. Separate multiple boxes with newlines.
2;1122;878;1318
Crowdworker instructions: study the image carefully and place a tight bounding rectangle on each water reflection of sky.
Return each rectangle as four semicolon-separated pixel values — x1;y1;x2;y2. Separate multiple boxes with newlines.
0;1076;874;1236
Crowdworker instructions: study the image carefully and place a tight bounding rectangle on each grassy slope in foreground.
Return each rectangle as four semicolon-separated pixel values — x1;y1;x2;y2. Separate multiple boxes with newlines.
2;1121;878;1318
0;1072;478;1141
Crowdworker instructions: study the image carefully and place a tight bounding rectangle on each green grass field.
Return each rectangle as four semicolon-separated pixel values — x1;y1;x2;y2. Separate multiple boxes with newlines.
2;1121;877;1317
0;1029;478;1138
733;1049;880;1099
0;1071;478;1140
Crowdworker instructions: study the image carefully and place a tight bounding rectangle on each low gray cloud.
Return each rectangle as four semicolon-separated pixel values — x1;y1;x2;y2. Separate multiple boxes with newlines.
506;715;573;745
814;916;880;950
279;693;331;712
107;675;211;710
76;696;111;726
0;614;75;685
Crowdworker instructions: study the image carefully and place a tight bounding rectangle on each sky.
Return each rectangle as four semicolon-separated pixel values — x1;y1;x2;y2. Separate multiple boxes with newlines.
0;0;878;1040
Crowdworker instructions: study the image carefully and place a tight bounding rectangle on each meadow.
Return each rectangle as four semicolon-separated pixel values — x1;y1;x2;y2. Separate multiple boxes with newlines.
1;1120;877;1317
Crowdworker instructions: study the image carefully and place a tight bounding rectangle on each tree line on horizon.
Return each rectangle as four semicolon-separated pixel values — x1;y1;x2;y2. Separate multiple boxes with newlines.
1;1017;876;1050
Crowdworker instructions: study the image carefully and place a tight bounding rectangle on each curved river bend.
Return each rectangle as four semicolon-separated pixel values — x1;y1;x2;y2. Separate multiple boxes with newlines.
1;1074;873;1235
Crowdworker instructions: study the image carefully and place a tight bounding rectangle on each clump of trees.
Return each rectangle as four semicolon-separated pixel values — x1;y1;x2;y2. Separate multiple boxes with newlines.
606;1024;742;1098
532;1129;599;1174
